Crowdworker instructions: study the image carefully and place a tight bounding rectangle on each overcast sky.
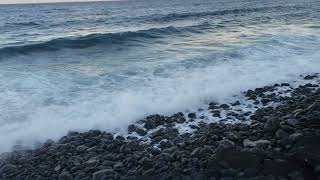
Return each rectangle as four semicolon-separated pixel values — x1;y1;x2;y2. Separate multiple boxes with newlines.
0;0;109;4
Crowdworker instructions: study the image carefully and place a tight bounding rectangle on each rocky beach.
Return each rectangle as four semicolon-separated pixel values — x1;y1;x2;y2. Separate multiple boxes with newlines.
0;74;320;180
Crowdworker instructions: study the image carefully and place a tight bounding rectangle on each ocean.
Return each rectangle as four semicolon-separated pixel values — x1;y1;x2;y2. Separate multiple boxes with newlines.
0;0;320;153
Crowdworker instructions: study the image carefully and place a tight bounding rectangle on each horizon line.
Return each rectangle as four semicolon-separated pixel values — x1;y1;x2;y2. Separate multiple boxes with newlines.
0;0;122;5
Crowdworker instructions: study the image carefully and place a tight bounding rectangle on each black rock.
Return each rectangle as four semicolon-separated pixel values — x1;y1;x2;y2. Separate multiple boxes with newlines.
261;98;272;104
76;145;88;152
159;140;174;149
231;101;241;106
264;117;280;132
216;139;235;153
136;128;147;136
188;113;197;119
304;74;318;80
144;114;165;130
220;104;230;109
281;83;290;87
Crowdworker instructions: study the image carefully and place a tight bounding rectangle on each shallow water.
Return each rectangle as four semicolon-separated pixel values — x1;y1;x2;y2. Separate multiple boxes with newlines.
0;0;320;152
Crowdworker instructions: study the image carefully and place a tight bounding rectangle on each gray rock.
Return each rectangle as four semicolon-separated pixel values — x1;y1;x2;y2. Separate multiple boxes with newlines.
275;129;289;139
216;139;235;153
142;168;155;176
191;147;202;157
54;164;62;171
76;145;88;152
0;164;16;174
285;118;299;127
92;169;115;180
113;162;124;171
85;157;99;167
102;160;115;167
58;171;73;180
243;139;270;148
68;156;83;166
289;133;303;142
225;132;238;141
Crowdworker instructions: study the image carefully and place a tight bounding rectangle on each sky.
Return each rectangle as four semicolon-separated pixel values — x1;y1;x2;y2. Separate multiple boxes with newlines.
0;0;109;4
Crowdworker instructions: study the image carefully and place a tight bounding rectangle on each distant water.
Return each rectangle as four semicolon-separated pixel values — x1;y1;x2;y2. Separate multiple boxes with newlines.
0;0;320;152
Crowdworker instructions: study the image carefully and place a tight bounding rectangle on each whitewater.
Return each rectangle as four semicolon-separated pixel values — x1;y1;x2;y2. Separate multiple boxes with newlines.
0;0;320;153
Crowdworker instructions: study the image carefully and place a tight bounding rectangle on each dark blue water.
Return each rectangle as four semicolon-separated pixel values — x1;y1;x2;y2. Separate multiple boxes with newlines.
0;0;320;152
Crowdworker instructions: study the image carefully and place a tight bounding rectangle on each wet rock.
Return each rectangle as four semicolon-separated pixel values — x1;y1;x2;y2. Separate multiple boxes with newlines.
188;112;196;119
144;114;165;130
116;135;125;141
211;110;221;117
261;98;272;105
281;83;290;87
304;74;318;80
135;127;147;136
209;102;219;110
128;124;136;133
220;104;230;109
231;101;241;106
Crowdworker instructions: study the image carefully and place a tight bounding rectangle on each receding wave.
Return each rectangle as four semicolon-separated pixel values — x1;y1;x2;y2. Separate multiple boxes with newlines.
0;24;208;58
146;5;302;23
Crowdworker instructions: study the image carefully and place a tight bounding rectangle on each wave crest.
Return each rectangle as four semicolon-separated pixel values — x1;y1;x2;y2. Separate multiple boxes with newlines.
0;24;208;58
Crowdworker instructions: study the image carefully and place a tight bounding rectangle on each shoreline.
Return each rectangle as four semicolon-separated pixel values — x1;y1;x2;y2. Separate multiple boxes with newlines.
1;74;320;180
